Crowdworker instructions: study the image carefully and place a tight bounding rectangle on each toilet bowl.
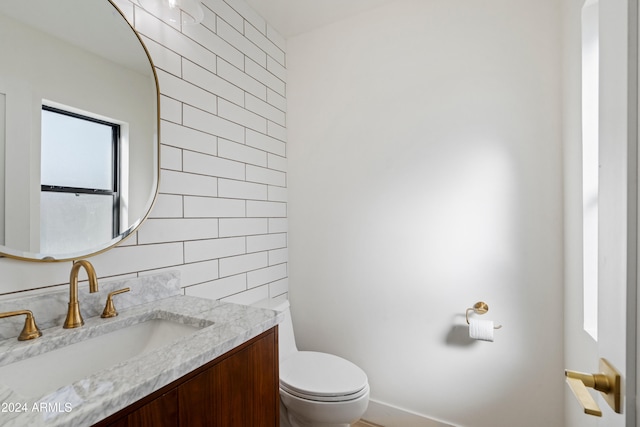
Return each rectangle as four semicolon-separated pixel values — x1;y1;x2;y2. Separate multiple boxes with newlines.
254;299;369;427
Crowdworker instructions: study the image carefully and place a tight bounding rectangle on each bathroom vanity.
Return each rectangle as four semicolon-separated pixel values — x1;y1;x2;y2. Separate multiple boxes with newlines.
0;2;282;425
95;327;278;427
0;273;282;427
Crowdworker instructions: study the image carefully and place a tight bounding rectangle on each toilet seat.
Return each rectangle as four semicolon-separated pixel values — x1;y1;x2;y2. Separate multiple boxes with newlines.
280;351;369;403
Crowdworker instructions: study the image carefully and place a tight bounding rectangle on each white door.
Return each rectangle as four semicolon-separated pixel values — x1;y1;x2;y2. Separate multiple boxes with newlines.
564;0;637;425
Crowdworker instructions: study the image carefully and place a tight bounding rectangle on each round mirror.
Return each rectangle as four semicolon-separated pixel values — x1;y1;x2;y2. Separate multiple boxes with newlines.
0;0;159;261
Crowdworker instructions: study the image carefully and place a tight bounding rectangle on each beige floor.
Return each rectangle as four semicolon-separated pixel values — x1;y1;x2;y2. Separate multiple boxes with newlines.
352;420;384;427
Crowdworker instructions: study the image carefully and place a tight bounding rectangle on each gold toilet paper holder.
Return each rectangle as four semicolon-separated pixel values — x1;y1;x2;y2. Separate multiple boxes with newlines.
466;302;502;329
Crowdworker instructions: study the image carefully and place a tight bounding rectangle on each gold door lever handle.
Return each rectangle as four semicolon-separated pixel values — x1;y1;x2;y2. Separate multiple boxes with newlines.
565;358;621;417
565;375;602;416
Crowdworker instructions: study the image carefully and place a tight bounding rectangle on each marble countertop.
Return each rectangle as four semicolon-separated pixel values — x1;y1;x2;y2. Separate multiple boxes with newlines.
0;295;282;427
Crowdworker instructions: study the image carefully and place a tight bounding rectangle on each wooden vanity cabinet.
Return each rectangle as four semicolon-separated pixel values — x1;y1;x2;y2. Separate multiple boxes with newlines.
94;327;278;427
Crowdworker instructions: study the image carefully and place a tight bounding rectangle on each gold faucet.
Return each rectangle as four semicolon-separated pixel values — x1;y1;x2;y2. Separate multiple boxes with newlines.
63;260;99;329
0;310;42;340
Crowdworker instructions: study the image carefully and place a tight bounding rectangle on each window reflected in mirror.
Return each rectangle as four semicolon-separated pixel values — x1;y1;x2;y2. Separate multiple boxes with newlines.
40;106;122;254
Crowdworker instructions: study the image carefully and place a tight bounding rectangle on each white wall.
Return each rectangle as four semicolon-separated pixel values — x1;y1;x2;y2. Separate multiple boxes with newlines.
0;0;289;307
286;1;564;426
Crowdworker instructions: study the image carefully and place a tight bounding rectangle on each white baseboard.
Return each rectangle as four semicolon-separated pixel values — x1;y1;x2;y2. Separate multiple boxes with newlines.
361;399;456;427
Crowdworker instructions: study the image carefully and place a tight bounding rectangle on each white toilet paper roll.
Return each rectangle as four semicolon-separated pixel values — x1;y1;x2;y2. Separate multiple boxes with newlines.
469;319;494;342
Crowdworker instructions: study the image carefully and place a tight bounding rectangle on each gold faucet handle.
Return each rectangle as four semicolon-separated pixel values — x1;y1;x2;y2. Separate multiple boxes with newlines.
101;287;131;318
0;310;42;341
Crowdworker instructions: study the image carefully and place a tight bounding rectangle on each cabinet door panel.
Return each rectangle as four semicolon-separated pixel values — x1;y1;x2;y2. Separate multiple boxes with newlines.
178;365;217;426
250;330;278;426
216;346;250;426
105;418;128;427
127;389;178;427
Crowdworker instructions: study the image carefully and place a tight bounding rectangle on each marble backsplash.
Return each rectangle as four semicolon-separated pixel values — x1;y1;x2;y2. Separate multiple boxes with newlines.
0;271;181;341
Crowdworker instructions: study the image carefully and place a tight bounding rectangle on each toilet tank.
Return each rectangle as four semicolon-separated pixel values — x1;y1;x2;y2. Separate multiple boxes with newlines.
252;298;298;362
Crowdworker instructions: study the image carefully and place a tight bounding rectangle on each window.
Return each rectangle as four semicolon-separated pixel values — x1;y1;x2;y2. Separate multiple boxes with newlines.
40;105;120;254
581;0;599;340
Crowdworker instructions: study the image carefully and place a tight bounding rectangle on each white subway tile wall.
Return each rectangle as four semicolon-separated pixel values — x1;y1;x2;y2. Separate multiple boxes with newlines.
0;0;288;304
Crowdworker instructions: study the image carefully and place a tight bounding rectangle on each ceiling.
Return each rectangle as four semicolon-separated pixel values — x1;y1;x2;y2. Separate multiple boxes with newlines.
244;0;396;38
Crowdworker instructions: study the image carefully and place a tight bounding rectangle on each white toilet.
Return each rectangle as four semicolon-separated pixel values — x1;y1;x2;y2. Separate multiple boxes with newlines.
256;299;369;427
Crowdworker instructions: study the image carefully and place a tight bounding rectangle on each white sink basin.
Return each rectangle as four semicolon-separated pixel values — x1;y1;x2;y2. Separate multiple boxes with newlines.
0;318;202;398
